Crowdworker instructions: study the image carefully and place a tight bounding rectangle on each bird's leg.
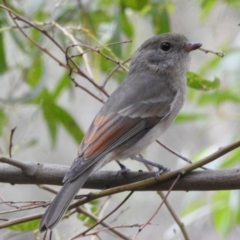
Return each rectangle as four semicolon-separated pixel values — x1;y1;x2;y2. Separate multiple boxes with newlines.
131;156;170;174
115;160;131;183
116;160;130;173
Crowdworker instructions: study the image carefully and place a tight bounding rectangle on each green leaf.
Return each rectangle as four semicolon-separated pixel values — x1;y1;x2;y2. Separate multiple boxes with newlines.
120;10;134;38
34;9;49;21
0;23;8;74
180;197;205;216
9;219;40;231
220;147;240;168
175;112;206;123
0;109;6;136
110;24;122;58
42;100;58;145
30;28;42;47
212;191;235;236
99;47;118;73
25;57;43;87
121;0;148;10
200;0;217;20
187;72;220;91
198;89;240;106
77;200;99;227
53;104;84;144
90;10;112;25
151;5;170;34
8;29;27;52
52;72;72;100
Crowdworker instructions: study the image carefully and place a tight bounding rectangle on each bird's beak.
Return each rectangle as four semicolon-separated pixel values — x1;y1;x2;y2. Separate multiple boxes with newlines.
185;42;202;52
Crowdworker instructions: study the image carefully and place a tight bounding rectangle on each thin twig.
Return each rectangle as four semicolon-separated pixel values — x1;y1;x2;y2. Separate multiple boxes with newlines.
9;127;16;158
156;140;209;170
0;156;34;172
133;174;181;240
157;191;189;240
68;43;129;72
71;206;131;240
38;185;59;195
67;68;106;103
0;3;109;98
199;47;225;57
0;213;42;229
142;159;190;240
0;202;46;215
72;192;133;239
53;22;94;80
102;58;131;87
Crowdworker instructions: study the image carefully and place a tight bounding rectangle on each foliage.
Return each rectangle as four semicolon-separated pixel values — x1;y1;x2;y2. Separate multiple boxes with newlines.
0;0;240;239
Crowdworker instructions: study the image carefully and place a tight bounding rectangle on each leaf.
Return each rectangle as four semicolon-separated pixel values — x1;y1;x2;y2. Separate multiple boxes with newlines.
175;112;206;123
8;29;27;52
200;0;217;20
42;100;58;145
0;109;6;136
0;21;8;74
110;23;122;58
8;219;40;231
90;10;112;25
120;10;134;38
151;5;170;34
212;191;235;236
34;8;51;21
52;72;72;100
181;197;206;216
53;104;84;144
99;47;118;73
30;28;42;47
121;0;148;10
198;89;240;106
77;200;99;227
220;147;240;168
25;56;43;87
187;71;220;91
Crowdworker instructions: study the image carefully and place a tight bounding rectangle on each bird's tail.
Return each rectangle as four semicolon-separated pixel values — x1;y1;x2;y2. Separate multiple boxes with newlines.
39;166;94;231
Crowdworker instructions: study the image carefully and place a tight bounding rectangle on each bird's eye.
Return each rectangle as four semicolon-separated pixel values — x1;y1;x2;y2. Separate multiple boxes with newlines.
160;42;171;51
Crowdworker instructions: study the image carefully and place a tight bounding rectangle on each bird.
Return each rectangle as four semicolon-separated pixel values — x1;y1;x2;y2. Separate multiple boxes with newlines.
39;33;202;231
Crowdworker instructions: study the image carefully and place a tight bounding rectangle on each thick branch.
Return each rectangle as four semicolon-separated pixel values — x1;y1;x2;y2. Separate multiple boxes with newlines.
0;161;239;191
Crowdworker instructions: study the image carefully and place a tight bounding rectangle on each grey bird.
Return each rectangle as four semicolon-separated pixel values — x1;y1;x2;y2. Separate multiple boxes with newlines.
40;33;202;231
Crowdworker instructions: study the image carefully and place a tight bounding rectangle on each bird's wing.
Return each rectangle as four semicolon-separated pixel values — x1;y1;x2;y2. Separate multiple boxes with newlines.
64;77;177;182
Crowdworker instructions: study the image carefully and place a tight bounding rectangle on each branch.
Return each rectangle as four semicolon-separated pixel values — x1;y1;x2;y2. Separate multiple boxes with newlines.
1;139;240;189
0;158;240;191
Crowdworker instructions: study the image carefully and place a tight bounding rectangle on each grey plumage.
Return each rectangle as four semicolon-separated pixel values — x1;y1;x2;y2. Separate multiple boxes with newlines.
40;33;201;231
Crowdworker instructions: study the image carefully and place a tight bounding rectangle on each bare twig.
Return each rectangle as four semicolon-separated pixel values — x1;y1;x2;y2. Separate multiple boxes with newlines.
0;213;42;229
0;3;109;99
199;47;225;57
143;161;189;240
0;201;46;215
71;192;133;239
68;43;129;71
133;174;181;240
157;191;189;240
102;58;131;87
38;185;59;195
9;127;16;158
0;156;39;176
67;67;106;103
156;140;209;170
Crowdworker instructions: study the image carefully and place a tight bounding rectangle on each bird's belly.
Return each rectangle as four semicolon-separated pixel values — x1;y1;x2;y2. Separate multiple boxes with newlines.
113;118;171;160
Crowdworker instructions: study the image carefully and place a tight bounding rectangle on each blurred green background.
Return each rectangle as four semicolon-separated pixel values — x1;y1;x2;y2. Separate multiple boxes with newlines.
0;0;240;239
